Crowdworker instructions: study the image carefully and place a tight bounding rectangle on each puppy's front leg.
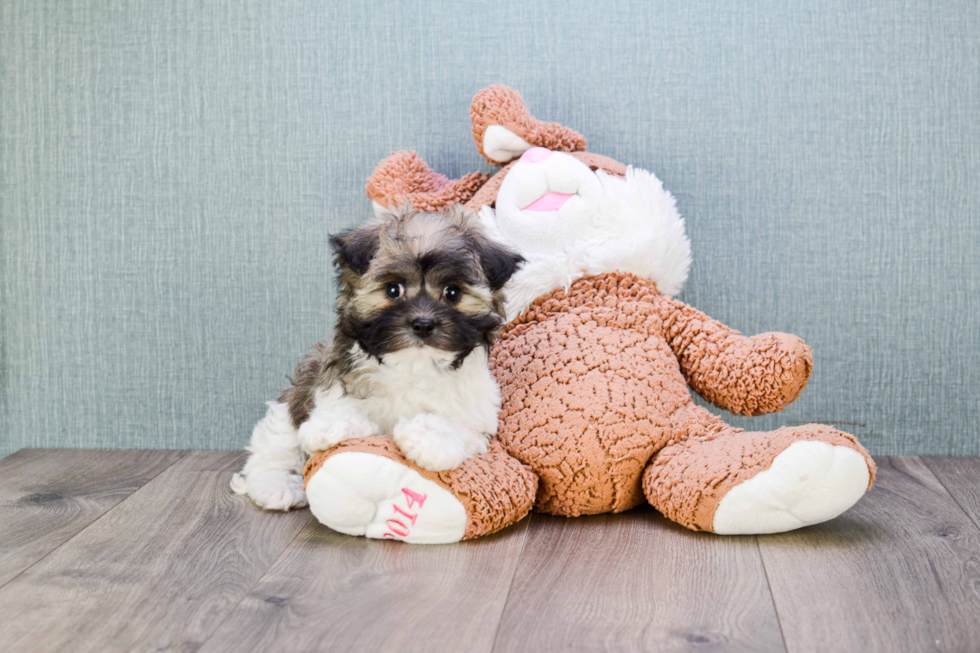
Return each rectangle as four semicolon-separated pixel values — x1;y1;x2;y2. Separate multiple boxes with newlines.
297;392;380;455
393;414;490;471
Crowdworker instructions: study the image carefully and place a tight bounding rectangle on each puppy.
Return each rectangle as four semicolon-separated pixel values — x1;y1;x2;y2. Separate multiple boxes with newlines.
230;204;524;510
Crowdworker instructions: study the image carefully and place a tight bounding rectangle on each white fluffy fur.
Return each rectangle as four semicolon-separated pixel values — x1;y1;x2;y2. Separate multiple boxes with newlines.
229;401;308;510
232;345;500;510
478;153;692;321
392;412;489;471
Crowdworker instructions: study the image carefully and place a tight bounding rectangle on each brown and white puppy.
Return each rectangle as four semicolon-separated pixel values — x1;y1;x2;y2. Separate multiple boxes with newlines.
231;205;523;510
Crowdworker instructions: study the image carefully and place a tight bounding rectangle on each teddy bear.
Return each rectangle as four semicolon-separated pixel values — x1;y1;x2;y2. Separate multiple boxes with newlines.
302;85;875;543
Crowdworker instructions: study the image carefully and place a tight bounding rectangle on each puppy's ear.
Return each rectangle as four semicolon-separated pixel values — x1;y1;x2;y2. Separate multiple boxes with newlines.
330;222;381;275
447;204;524;291
472;232;525;291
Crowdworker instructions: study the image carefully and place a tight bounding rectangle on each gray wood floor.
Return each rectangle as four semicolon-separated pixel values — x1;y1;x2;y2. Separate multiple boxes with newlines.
0;450;978;653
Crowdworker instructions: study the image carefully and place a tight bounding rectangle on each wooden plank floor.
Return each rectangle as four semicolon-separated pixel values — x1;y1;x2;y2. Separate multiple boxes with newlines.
0;451;978;653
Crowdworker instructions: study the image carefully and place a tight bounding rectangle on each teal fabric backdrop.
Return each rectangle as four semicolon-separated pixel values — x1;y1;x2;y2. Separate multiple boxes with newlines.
2;1;979;459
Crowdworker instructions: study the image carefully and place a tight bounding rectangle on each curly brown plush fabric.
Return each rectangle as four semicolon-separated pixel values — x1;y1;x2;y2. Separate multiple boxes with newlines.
491;273;683;515
366;150;490;211
303;436;537;540
644;425;876;531
489;271;864;519
470;85;587;164
658;295;813;416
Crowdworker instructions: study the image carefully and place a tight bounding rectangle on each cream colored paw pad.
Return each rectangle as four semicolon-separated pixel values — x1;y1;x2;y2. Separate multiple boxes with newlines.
712;441;871;535
305;452;467;544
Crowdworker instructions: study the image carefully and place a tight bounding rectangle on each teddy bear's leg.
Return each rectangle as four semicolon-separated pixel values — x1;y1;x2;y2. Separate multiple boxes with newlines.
303;436;537;544
643;420;876;534
365;150;490;213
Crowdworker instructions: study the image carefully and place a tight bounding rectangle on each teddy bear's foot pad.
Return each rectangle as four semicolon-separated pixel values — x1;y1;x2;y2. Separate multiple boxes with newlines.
305;451;467;544
712;441;871;534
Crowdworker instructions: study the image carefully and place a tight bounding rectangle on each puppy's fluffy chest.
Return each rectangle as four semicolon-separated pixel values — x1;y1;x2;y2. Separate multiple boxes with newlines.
333;345;501;436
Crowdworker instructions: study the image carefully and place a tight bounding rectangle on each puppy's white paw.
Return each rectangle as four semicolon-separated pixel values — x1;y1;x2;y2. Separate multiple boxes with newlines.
712;441;871;535
298;412;380;454
392;414;484;471
306;452;467;544
238;470;308;511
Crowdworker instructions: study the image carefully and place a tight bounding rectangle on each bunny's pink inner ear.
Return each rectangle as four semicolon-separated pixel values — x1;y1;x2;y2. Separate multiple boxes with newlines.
470;85;587;165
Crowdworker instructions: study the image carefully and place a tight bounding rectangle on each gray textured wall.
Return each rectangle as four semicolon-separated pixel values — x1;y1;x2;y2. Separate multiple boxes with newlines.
2;0;979;460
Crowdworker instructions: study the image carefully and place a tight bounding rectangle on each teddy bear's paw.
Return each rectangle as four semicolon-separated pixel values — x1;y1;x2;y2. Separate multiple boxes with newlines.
305;451;467;544
712;441;871;535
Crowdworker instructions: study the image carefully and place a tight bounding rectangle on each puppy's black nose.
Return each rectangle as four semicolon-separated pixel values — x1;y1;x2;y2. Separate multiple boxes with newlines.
411;317;435;338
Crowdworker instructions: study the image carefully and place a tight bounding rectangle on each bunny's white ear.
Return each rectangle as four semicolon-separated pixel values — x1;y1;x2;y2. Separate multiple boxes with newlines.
481;125;532;164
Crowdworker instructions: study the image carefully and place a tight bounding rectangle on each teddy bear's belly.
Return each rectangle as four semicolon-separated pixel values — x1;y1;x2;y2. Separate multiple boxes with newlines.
491;316;692;517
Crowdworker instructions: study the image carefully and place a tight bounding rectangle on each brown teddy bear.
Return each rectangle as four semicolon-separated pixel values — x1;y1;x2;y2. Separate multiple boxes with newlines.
302;86;874;543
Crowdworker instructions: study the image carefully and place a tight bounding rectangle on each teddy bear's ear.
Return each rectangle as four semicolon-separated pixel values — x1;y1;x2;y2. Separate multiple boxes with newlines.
366;151;490;213
470;85;587;165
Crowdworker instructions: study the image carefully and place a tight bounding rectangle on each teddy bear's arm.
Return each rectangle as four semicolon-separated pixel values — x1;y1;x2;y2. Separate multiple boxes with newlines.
656;294;813;417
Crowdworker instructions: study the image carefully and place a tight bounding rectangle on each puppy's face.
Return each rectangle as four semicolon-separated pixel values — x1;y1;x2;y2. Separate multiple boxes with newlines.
330;205;523;366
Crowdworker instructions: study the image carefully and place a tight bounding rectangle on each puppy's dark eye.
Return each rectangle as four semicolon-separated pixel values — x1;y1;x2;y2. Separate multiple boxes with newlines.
443;285;461;303
385;282;404;299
